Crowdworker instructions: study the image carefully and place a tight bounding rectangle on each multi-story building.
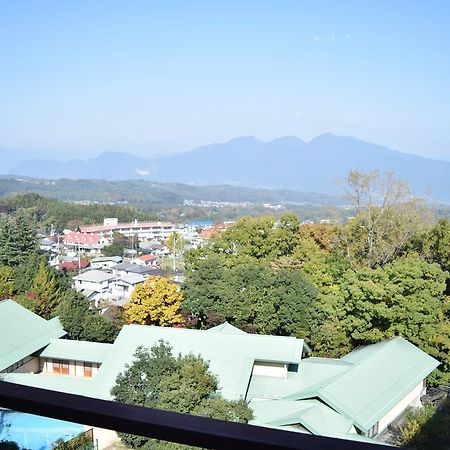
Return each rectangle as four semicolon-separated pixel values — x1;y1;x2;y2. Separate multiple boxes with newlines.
80;218;178;242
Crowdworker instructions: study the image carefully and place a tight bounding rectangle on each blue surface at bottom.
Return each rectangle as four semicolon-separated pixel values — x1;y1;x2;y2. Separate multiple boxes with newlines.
0;410;84;450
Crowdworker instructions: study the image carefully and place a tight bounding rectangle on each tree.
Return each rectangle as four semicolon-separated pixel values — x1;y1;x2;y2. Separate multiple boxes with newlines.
0;212;39;266
28;258;61;318
103;232;132;256
320;255;450;384
271;213;300;257
341;170;429;268
0;266;15;299
102;242;125;257
57;290;119;343
165;232;185;255
183;260;317;337
125;276;183;326
181;255;225;326
111;341;253;449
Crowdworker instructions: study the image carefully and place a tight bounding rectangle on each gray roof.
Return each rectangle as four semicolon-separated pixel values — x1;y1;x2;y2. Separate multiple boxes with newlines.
113;263;154;275
115;274;146;286
73;270;115;283
91;256;123;263
0;300;66;371
39;238;55;246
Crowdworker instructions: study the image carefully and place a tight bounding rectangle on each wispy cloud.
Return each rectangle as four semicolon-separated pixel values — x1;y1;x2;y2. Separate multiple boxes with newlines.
313;36;320;43
331;35;336;41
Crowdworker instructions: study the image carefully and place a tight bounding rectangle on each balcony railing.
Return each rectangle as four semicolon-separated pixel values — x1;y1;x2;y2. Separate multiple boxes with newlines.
0;381;394;450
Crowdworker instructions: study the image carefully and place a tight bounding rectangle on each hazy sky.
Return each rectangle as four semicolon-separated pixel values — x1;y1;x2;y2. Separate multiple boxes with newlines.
1;1;449;159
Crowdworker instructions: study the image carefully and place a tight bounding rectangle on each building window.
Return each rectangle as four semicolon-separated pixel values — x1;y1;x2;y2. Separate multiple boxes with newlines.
84;362;92;378
53;359;69;375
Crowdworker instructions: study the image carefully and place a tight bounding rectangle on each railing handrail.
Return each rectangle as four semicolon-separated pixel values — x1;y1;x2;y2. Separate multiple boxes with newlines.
0;380;393;450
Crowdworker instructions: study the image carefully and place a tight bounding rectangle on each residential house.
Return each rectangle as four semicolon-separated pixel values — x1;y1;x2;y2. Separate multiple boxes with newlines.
132;254;158;267
110;274;146;305
58;259;90;273
112;262;156;278
38;237;57;252
90;256;123;270
63;232;110;255
72;270;115;305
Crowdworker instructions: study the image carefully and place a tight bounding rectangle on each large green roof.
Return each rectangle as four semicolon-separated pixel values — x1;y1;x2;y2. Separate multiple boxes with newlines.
89;324;306;401
0;299;66;371
318;337;439;432
40;339;113;363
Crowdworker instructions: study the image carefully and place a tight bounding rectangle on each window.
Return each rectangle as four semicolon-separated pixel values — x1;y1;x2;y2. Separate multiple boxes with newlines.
84;362;92;378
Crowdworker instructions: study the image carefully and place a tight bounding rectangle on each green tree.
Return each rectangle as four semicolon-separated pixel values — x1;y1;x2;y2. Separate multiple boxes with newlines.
0;266;16;299
271;213;300;257
125;276;183;326
102;242;125;257
111;341;253;449
340;170;429;268
183;260;317;337
165;232;186;255
0;212;39;266
28;258;61;318
181;255;225;326
322;255;450;384
57;290;119;343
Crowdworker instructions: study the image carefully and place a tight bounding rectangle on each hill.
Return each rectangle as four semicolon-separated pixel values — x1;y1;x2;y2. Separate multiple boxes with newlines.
4;134;450;202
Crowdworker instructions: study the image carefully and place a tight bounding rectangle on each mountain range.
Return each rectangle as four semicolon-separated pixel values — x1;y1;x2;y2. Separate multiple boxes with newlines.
2;134;450;202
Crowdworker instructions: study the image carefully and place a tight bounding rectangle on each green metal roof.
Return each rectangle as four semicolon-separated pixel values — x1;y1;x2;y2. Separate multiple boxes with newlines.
40;339;113;363
89;324;306;401
247;358;351;401
250;399;354;437
2;372;95;395
0;299;66;371
318;337;439;432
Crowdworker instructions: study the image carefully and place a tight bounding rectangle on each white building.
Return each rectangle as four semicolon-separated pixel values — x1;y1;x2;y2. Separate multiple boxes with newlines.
80;218;179;242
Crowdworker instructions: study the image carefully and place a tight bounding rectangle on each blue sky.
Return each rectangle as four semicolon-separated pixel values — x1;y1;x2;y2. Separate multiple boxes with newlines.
0;1;449;159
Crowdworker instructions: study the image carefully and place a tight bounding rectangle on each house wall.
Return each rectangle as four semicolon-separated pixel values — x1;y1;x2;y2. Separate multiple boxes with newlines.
2;355;39;374
252;362;287;378
377;381;424;433
40;358;100;378
74;279;110;293
12;357;39;374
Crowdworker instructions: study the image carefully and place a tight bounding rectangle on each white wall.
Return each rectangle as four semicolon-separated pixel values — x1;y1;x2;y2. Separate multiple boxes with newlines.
91;427;120;449
378;381;424;433
252;362;287;378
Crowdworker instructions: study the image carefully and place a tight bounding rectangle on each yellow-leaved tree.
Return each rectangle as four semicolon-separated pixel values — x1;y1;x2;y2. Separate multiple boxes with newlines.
125;276;183;326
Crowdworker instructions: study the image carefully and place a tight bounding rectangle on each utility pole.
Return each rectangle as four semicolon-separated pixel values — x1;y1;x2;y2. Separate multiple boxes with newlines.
173;233;176;273
78;244;81;275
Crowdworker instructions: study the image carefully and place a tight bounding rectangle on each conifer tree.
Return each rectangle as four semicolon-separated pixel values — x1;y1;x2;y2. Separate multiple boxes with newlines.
0;213;38;266
29;258;61;318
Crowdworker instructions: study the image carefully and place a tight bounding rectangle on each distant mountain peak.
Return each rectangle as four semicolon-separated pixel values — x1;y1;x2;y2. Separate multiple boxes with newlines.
226;136;260;145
